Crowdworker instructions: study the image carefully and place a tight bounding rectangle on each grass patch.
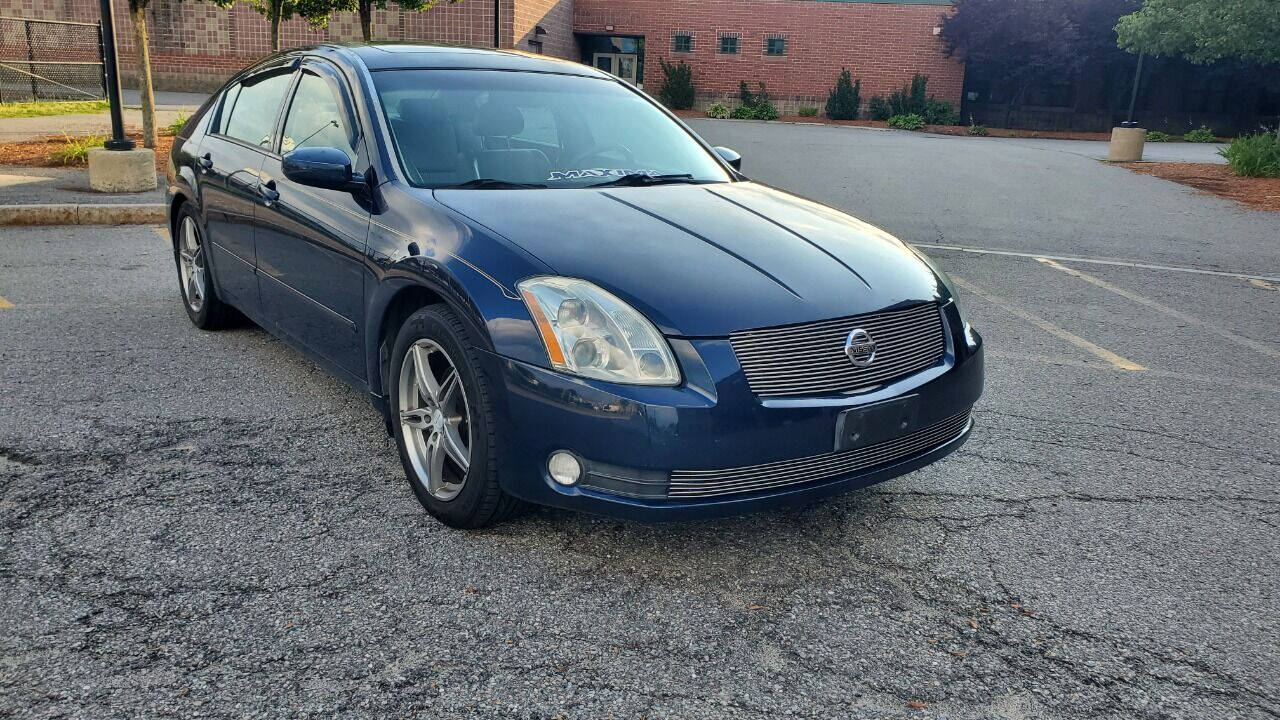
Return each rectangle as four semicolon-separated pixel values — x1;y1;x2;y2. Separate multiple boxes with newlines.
0;100;110;118
1219;133;1280;178
50;134;104;165
163;112;188;136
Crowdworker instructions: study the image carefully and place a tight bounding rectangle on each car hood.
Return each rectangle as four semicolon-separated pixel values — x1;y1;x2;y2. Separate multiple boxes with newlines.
433;182;945;337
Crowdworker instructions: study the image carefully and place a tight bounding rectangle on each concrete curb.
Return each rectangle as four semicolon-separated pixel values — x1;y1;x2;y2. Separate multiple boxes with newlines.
0;203;166;226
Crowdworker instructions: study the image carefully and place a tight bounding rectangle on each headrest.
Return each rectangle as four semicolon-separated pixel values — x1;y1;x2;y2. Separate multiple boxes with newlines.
399;97;448;124
475;102;524;137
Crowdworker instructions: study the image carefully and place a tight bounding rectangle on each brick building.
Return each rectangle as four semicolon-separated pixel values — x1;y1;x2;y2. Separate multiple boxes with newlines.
3;0;958;109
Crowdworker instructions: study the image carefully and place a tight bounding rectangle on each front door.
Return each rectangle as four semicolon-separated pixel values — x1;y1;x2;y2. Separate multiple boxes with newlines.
592;53;638;84
254;60;370;379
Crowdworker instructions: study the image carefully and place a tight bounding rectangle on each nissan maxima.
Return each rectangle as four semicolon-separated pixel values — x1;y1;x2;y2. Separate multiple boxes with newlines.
165;44;984;528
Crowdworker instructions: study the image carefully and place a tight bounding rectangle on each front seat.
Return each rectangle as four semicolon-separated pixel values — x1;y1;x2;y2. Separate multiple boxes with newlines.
474;102;551;185
394;98;467;185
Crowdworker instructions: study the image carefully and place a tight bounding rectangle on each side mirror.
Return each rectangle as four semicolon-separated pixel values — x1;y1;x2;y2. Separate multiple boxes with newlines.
714;146;742;171
282;146;362;191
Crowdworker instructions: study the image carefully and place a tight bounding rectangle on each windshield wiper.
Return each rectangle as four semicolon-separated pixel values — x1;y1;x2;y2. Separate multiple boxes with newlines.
587;173;702;188
439;178;547;190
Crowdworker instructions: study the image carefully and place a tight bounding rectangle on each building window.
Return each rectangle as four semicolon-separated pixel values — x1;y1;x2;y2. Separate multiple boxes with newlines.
765;37;786;56
672;33;693;53
718;34;739;54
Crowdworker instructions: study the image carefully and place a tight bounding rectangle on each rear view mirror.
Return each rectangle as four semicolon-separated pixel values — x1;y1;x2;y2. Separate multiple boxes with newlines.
714;146;742;170
282;146;362;191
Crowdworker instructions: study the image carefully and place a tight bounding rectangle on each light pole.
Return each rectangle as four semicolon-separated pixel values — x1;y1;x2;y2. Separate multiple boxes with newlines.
98;0;133;150
1122;52;1145;129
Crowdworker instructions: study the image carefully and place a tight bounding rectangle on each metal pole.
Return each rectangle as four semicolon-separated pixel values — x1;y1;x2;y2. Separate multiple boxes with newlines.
98;0;134;150
1124;52;1145;128
493;0;499;48
24;21;38;100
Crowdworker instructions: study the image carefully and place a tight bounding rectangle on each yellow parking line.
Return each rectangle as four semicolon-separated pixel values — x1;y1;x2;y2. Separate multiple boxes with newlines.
1037;257;1280;361
951;275;1146;372
0;295;12;309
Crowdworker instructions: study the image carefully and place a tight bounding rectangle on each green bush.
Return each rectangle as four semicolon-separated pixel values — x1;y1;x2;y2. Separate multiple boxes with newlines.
1184;126;1217;143
967;123;989;137
658;59;695;110
867;95;891;121
888;114;926;131
923;98;958;126
706;102;729;119
729;82;778;121
797;106;818;117
1219;132;1280;178
824;68;861;121
1145;130;1172;142
888;74;929;117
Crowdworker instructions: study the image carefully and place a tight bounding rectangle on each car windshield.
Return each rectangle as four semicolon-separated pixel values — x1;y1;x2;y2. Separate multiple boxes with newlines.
372;69;732;189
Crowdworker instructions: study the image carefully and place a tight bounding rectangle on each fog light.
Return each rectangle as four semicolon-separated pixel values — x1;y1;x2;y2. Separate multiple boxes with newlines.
548;451;582;486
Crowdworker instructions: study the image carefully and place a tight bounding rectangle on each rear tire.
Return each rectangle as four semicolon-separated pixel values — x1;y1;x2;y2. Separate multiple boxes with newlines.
173;203;237;330
389;304;522;529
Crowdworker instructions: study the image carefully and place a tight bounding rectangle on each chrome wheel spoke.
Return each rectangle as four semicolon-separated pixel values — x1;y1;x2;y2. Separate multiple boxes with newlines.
411;344;439;403
178;217;205;312
425;431;447;493
442;421;470;472
438;369;459;408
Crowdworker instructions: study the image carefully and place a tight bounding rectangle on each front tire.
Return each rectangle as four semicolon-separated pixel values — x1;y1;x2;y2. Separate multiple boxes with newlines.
173;204;236;330
389;304;521;529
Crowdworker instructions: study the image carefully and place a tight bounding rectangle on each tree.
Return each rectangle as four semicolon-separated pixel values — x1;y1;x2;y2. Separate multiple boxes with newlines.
353;0;460;43
214;0;344;51
1116;0;1280;65
825;68;861;120
126;0;158;149
941;0;1138;123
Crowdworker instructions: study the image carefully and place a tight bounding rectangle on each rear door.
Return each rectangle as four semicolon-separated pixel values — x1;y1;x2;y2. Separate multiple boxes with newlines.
198;65;296;318
254;59;370;378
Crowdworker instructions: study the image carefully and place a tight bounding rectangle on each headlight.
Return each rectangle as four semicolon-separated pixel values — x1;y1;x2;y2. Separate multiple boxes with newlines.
518;276;680;385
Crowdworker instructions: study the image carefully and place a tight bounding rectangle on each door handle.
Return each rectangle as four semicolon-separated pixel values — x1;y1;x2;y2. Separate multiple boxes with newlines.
197;153;213;173
259;179;279;207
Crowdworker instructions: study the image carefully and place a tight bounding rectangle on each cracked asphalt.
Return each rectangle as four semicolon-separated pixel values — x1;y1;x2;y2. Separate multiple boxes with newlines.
3;124;1280;719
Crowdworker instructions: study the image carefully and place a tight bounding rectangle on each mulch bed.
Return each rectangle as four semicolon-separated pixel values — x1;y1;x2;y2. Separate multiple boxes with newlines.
1117;162;1280;212
0;133;174;172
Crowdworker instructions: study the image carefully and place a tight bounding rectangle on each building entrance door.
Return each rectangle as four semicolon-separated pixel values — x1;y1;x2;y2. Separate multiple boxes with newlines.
592;53;638;85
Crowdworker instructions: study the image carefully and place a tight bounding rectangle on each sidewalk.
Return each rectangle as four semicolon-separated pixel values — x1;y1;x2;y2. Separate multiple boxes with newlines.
0;90;208;143
0;165;165;225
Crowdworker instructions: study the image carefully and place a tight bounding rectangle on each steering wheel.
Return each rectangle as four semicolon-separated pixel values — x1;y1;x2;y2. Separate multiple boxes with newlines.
565;143;635;168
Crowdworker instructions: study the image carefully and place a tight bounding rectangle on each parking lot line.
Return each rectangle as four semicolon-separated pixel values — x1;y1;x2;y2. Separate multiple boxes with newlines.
1036;257;1280;361
988;350;1280;394
951;275;1146;372
0;295;12;309
916;243;1280;283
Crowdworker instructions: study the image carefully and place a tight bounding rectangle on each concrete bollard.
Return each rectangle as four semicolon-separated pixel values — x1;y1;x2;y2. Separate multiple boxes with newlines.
1107;127;1146;162
87;148;157;193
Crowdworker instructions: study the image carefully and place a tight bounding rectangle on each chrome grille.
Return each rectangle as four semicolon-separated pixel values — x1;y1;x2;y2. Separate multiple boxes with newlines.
730;303;946;397
668;409;971;499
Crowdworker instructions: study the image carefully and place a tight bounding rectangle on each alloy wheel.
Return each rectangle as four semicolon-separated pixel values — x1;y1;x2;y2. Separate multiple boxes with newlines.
177;216;206;313
398;339;472;501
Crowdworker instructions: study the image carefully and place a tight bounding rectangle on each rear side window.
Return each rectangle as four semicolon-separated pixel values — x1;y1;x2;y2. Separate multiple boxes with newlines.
220;71;294;149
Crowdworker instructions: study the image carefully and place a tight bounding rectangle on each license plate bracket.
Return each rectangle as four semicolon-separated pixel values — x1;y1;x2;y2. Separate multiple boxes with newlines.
834;395;922;452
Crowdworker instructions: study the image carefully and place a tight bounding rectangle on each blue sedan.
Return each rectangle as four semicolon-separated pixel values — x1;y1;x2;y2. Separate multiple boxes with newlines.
166;44;984;528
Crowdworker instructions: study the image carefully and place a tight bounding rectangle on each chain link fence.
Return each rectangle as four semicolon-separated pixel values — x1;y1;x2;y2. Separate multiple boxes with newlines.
0;16;105;103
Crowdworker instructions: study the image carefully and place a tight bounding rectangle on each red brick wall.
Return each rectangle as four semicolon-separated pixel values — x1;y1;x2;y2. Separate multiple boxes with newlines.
512;0;574;58
573;0;961;110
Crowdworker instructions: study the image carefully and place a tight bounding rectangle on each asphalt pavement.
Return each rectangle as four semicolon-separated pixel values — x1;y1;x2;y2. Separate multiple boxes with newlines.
2;124;1278;719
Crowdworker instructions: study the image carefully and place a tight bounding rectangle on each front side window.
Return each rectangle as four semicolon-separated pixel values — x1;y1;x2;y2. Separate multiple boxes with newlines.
373;69;732;189
281;71;358;161
220;71;294;149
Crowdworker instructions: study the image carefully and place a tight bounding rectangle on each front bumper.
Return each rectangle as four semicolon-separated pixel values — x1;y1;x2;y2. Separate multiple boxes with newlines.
479;301;983;521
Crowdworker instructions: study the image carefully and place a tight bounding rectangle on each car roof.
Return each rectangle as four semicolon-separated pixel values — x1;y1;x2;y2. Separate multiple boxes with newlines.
310;43;608;78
